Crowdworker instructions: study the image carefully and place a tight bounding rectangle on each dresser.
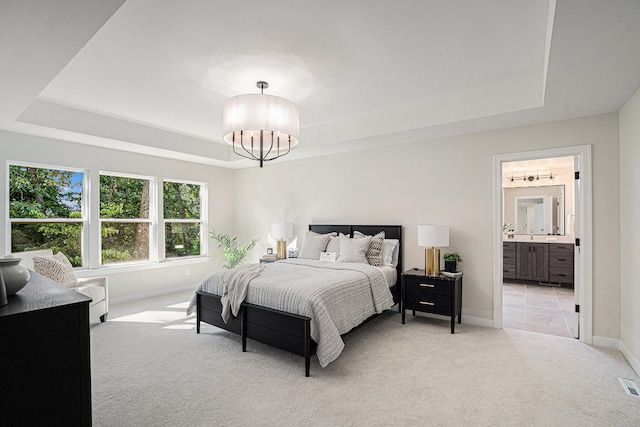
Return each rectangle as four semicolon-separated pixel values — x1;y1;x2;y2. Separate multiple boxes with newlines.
0;272;92;426
401;270;462;333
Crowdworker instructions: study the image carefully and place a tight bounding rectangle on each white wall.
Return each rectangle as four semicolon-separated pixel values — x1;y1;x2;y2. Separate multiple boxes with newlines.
234;113;621;338
619;88;640;374
0;112;624;341
0;130;235;301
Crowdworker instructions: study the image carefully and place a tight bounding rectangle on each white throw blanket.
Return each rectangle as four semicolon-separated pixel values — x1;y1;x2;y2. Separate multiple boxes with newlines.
220;264;264;323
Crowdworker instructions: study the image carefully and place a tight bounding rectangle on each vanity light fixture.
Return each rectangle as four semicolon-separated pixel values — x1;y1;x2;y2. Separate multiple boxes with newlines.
222;81;299;168
519;172;556;185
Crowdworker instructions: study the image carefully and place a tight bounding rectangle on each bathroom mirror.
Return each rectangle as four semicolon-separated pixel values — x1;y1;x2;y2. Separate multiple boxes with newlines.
503;185;565;235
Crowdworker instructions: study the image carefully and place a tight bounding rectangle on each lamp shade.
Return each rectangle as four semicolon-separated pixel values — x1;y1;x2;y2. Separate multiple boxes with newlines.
417;224;449;247
271;223;293;239
223;94;299;149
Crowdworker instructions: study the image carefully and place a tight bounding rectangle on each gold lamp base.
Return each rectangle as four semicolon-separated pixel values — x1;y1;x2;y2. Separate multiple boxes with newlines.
276;240;287;260
425;247;440;276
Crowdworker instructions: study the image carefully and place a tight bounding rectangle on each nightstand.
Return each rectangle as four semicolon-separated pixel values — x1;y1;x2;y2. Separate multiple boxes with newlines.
260;258;277;264
401;269;462;333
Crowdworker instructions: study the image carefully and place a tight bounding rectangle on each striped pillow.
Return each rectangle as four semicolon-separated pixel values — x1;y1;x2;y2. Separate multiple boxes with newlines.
33;252;78;288
353;230;385;266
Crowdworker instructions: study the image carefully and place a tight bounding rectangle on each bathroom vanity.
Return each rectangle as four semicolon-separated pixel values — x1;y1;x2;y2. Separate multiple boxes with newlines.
503;241;574;286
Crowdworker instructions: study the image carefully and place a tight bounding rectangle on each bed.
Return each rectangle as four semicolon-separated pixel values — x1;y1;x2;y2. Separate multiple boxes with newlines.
189;224;402;376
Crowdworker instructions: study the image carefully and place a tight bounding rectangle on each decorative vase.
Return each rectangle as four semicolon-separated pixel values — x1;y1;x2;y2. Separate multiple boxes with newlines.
0;258;30;296
0;269;7;306
444;260;457;273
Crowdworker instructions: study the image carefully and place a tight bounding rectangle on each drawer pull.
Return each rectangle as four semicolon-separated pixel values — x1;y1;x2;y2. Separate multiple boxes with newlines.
419;301;435;306
557;258;566;261
420;283;435;288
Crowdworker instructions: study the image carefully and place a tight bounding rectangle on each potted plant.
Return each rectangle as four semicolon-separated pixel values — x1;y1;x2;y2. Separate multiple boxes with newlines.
443;252;462;273
209;229;260;269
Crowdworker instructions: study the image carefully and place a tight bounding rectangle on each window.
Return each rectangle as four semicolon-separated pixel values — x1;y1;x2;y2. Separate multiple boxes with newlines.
163;180;204;258
8;164;85;266
100;173;153;265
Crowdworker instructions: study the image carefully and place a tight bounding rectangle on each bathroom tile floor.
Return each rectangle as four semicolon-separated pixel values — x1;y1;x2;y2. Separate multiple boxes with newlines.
503;282;576;338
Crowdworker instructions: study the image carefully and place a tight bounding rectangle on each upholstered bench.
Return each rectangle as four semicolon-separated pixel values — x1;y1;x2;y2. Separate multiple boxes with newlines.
15;249;109;323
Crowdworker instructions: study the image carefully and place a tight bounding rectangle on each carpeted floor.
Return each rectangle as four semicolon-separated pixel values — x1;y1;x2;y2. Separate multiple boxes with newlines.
90;290;640;426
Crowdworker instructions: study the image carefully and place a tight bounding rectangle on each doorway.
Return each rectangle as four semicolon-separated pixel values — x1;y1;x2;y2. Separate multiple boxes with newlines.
502;156;577;338
493;146;593;344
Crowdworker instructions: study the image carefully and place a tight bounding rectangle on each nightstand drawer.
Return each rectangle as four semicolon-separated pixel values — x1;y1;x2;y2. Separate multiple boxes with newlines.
404;292;452;316
404;277;452;296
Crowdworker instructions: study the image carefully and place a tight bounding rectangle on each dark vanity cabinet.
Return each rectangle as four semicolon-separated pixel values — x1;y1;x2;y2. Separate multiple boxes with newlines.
548;243;574;284
503;242;517;280
505;241;574;285
516;242;549;281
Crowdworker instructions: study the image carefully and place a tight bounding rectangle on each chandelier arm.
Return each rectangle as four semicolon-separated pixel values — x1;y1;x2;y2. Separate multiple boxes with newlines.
233;142;259;161
262;131;275;160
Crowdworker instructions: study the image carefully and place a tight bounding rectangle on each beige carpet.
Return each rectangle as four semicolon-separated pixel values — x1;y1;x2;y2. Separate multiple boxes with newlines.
90;290;640;426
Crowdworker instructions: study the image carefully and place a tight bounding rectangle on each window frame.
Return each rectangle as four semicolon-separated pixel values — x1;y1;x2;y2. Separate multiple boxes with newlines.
6;161;89;267
99;171;157;266
161;178;207;261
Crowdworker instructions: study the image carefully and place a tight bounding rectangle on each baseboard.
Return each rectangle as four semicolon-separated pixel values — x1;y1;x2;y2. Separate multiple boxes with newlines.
410;311;493;328
110;284;197;306
592;335;620;350
462;315;494;328
620;340;640;377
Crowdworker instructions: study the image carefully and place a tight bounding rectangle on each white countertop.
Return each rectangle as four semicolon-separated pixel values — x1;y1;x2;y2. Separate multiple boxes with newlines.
503;234;574;243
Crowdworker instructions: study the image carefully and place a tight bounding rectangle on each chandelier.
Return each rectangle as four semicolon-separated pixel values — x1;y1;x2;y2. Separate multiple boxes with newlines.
222;81;299;167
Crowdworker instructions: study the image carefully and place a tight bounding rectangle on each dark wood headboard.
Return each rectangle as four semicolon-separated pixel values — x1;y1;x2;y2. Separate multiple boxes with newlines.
308;224;403;283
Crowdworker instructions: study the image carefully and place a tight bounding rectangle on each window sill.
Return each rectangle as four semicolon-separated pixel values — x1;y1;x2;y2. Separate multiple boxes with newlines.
74;256;211;278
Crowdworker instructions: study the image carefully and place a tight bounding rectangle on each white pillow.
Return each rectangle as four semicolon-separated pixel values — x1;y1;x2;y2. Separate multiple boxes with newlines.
33;252;78;287
337;233;372;264
382;239;400;267
326;235;340;254
298;233;331;260
353;230;385;266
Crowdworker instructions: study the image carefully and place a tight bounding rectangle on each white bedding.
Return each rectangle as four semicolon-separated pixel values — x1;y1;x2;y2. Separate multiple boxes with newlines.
378;265;398;288
187;259;394;367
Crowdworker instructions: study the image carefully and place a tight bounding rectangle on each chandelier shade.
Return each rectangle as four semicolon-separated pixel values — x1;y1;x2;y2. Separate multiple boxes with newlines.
222;82;299;167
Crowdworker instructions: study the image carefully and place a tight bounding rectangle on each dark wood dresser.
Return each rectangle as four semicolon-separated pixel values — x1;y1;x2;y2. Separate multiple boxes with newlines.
401;269;462;333
0;272;92;426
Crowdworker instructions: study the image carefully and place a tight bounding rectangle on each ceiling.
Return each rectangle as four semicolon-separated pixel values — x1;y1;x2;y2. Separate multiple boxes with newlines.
2;0;640;169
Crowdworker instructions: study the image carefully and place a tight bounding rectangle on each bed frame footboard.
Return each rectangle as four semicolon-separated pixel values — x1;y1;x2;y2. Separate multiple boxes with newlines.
196;291;316;377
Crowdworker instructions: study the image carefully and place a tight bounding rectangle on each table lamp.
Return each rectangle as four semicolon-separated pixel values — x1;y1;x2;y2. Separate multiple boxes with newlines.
271;223;293;260
417;224;449;276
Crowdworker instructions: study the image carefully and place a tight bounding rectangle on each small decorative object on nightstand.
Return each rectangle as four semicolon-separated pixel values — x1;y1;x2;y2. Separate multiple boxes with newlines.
401;269;462;333
260;254;278;263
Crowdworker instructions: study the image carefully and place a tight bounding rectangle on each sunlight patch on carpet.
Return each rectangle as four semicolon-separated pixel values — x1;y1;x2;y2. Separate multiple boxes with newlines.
163;324;195;330
112;310;187;324
167;301;191;309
